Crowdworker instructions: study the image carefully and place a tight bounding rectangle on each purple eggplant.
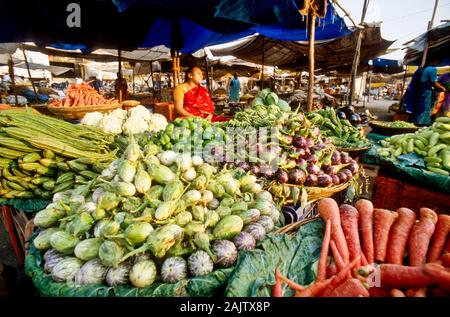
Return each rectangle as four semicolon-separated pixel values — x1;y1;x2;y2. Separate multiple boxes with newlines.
297;158;307;168
306;163;320;175
305;174;318;186
295;148;307;158
288;169;306;185
340;152;350;164
342;169;353;179
263;169;275;180
305;155;318;164
323;165;338;175
276;170;289;184
331;151;341;165
305;138;314;148
347;162;359;174
337;172;348;183
331;174;340;186
293;136;307;148
317;174;333;187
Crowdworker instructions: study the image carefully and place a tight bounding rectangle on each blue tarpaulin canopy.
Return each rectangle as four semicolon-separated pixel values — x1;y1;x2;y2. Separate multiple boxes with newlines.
0;0;350;55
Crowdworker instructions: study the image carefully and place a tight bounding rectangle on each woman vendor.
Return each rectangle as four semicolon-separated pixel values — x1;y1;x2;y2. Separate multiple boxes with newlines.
174;66;227;122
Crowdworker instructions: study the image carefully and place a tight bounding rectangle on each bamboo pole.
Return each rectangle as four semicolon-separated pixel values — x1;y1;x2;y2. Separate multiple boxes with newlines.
332;0;358;27
421;0;440;66
348;0;370;106
204;55;211;93
7;57;19;106
20;45;38;102
307;11;316;112
261;36;265;89
118;47;123;103
400;67;408;100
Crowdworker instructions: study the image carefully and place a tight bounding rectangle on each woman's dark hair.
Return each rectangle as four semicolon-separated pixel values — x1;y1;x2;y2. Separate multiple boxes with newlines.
234;72;238;79
185;65;202;80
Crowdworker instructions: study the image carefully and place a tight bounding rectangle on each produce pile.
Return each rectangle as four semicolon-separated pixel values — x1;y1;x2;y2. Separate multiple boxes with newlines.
376;117;450;176
273;198;450;297
49;82;118;107
81;106;168;135
31;137;280;289
307;107;370;149
334;105;370;126
153;116;224;154
371;120;417;128
0;110;115;199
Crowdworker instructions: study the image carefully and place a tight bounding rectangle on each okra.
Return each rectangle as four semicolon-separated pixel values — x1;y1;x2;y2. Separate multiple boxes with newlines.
56;172;75;184
39;158;57;168
56;162;70;172
51;180;75;194
22;152;42;163
42;180;56;191
67;160;88;172
42;149;56;159
79;170;99;180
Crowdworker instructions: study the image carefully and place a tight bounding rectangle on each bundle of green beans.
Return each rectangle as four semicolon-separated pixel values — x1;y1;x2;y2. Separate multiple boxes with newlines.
0;110;116;199
377;117;450;176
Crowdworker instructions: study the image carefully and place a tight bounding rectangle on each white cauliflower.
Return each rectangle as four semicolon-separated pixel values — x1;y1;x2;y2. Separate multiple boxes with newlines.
80;112;104;127
99;116;122;134
108;108;128;122
122;116;149;135
148;113;168;133
128;105;152;122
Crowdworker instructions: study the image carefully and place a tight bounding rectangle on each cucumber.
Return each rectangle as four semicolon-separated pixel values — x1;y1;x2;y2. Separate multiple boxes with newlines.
427;167;449;176
435;117;450;123
424;157;442;163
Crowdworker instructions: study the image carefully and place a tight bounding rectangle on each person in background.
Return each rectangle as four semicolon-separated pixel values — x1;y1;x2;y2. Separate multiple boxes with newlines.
114;72;128;101
173;66;227;122
228;73;241;102
433;72;450;117
89;76;102;93
409;60;446;125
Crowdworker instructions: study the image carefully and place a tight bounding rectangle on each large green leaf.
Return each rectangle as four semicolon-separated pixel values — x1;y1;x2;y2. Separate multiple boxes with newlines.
225;219;324;297
25;233;233;297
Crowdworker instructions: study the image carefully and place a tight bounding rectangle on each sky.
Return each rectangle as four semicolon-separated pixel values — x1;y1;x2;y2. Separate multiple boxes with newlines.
338;0;450;60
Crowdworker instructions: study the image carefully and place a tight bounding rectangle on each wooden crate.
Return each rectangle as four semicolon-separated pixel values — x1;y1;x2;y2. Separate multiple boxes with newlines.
372;172;450;214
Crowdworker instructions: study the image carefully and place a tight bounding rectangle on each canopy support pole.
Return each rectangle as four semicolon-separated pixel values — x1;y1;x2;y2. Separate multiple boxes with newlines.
400;67;408;100
204;55;211;93
118;47;123;103
173;51;180;87
421;0;440;66
7;57;19;106
307;11;316;112
349;0;370;106
21;45;38;103
261;37;265;89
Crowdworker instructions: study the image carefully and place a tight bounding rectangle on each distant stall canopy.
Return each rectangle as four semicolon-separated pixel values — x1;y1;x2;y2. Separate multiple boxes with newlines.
209;23;393;74
370;58;404;74
403;22;450;66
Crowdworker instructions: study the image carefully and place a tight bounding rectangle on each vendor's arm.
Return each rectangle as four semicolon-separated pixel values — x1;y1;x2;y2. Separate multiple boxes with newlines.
434;81;446;92
173;85;192;117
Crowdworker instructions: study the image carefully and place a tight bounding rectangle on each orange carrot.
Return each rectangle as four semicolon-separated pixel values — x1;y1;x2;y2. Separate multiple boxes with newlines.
318;256;361;297
355;199;374;263
405;289;417;297
423;263;450;289
414;288;427;297
330;240;346;272
373;209;396;263
441;253;450;268
318;198;349;264
328;278;370;297
409;209;437;266
446;239;450;253
317;219;331;281
294;279;331;297
276;269;305;291
378;264;436;288
427;214;450;263
272;268;283;297
390;288;406;297
360;251;368;266
386;207;416;265
340;204;362;266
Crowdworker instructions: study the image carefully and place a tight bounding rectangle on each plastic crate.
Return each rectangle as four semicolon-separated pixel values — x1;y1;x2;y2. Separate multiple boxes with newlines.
372;173;449;214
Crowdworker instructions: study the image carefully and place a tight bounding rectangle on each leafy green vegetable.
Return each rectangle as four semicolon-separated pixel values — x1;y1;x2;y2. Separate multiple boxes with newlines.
225;219;324;297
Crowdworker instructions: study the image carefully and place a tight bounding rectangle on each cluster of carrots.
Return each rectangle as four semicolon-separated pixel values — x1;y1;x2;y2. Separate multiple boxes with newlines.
49;82;118;108
273;198;450;297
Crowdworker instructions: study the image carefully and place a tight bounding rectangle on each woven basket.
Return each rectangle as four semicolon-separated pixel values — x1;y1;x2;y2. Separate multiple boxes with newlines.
47;103;122;120
122;100;141;111
280;181;351;204
275;214;321;235
369;120;419;136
